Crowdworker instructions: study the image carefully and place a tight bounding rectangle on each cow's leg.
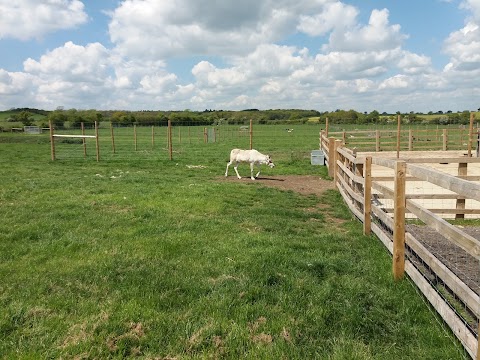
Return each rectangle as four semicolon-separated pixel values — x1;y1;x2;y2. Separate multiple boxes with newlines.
250;162;256;180
233;162;242;179
255;167;261;179
225;161;232;177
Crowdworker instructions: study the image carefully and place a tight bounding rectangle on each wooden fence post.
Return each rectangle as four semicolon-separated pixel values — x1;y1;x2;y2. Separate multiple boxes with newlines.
408;129;413;151
363;156;372;235
81;122;87;158
95;121;100;162
325;117;329;137
393;160;406;280
353;148;362;194
152;125;155;149
456;162;467;219
333;139;342;188
49;120;55;161
250;119;253;150
328;137;335;178
396;115;401;159
134;125;137;151
168;119;173;160
468;112;474;157
110;122;116;154
443;129;448;151
375;130;380;152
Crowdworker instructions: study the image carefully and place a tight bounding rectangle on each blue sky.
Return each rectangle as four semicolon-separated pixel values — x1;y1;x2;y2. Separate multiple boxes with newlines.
0;0;479;113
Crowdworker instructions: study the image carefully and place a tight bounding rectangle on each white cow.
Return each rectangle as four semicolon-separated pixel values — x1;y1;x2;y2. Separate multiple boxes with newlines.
225;149;275;180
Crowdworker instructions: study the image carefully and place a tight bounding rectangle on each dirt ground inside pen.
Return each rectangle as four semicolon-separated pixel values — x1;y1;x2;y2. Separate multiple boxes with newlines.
222;175;479;298
222;175;336;196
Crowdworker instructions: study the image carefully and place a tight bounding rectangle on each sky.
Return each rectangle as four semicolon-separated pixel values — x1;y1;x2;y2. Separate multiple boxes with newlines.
0;0;479;113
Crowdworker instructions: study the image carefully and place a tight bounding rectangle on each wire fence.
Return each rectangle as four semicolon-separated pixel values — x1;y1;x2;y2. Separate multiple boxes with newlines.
50;121;323;162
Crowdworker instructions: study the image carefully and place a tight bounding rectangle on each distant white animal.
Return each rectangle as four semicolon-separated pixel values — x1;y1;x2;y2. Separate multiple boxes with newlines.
225;149;275;180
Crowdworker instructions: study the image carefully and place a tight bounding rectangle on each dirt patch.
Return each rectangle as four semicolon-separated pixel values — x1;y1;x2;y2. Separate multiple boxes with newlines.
222;175;335;196
222;175;346;227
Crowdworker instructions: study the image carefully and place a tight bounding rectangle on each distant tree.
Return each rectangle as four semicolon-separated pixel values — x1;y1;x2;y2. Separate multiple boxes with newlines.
48;110;68;129
18;111;34;126
365;110;380;123
459;110;471;124
110;111;135;125
70;110;101;127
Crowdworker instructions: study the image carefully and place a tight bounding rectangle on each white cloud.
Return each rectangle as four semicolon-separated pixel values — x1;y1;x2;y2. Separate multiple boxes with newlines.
397;52;433;74
297;2;358;36
314;49;398;80
443;22;480;74
192;61;247;88
139;73;178;95
108;0;340;59
24;42;111;82
325;9;407;52
460;0;480;21
109;0;278;58
379;75;411;90
238;44;307;77
0;69;35;95
0;0;88;40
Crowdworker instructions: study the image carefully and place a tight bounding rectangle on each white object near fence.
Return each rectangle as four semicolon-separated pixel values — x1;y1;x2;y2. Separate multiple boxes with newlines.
24;126;41;134
311;150;325;165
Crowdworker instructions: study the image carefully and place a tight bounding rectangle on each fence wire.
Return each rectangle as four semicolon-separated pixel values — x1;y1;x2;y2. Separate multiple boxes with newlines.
51;121;323;161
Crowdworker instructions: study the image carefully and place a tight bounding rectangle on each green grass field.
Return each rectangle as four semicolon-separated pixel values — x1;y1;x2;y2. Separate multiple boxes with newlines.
0;129;469;359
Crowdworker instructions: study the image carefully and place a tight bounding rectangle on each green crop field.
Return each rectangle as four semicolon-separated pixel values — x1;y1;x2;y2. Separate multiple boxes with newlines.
0;128;469;359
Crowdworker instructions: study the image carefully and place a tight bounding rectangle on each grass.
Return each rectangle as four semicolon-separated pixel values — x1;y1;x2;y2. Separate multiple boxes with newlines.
0;131;470;359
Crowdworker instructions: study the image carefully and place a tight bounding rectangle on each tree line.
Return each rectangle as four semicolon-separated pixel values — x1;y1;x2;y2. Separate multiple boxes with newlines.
3;107;478;129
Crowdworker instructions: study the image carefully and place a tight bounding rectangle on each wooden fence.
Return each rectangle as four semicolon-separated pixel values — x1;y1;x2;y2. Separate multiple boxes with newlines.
323;112;479;156
50;121;100;161
321;131;480;359
327;127;479;154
